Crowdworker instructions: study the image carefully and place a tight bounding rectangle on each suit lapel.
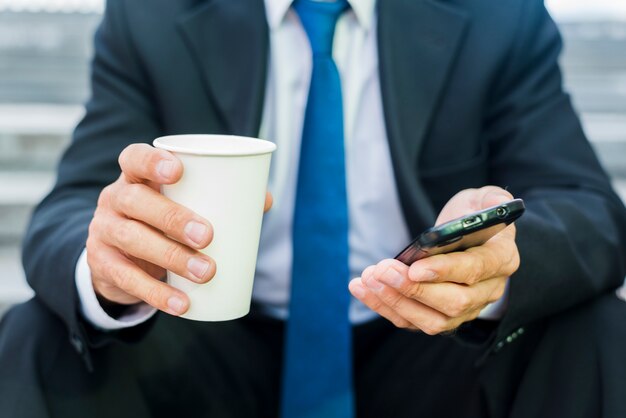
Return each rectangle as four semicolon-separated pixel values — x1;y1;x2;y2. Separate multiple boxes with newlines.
177;0;269;136
378;0;469;232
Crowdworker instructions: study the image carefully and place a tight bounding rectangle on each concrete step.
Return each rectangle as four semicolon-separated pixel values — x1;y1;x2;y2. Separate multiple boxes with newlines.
0;0;103;14
565;73;626;114
559;21;626;63
0;171;56;244
0;11;100;104
0;103;625;170
582;114;626;177
0;104;79;170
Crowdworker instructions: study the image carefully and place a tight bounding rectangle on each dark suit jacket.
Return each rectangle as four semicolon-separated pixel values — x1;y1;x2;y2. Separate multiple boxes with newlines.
22;0;626;392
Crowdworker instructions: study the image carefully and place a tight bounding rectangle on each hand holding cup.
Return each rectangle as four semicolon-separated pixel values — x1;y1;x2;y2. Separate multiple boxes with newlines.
86;142;273;317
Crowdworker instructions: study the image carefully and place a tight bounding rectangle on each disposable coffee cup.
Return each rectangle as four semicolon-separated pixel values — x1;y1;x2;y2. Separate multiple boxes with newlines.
153;134;276;321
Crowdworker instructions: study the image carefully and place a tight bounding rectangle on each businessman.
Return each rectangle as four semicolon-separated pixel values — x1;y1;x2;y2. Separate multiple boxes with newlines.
1;0;626;417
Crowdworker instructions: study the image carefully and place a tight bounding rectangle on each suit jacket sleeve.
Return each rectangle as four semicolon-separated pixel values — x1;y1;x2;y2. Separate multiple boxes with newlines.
470;0;626;354
22;0;161;365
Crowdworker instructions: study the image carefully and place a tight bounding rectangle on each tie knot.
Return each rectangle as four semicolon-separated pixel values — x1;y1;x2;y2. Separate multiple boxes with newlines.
293;0;350;55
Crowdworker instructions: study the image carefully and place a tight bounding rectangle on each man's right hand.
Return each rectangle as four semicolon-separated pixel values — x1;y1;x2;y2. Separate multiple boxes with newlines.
86;143;272;316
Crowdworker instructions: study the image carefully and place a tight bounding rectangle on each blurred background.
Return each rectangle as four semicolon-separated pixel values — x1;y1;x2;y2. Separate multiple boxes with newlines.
0;0;625;316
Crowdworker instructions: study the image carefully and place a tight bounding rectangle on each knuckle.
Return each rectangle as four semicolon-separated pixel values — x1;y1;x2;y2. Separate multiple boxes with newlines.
405;283;425;300
85;241;101;269
115;268;137;294
421;325;439;336
488;250;502;276
367;297;383;311
114;220;139;248
489;279;507;303
116;183;143;213
143;284;165;308
466;259;484;285
449;292;472;317
387;293;405;311
85;233;99;255
163;243;185;267
468;309;482;322
423;318;449;336
390;316;410;329
87;216;100;241
362;265;376;279
89;208;113;242
161;205;186;233
509;247;521;273
97;184;114;208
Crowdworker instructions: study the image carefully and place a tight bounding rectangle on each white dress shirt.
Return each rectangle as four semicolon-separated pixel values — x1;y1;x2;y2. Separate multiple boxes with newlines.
76;0;507;330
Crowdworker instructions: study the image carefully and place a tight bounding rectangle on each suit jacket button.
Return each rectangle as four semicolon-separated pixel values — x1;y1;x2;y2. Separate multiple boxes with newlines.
494;341;505;352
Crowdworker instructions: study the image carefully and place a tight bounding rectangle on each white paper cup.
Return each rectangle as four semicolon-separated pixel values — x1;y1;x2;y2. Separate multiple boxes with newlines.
153;134;276;321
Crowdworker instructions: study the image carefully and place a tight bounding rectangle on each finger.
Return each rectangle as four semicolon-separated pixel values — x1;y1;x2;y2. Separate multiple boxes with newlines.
479;186;515;210
358;275;462;335
101;215;216;284
360;265;377;281
349;278;416;330
129;256;167;280
118;143;183;184
110;182;213;249
90;243;190;315
264;191;273;213
376;264;508;317
408;226;519;284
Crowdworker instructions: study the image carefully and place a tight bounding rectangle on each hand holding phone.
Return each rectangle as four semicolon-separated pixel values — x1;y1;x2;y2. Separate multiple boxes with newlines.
350;187;522;336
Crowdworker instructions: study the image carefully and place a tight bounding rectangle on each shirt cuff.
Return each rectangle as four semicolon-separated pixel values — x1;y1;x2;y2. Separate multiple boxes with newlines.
75;249;157;330
477;278;510;320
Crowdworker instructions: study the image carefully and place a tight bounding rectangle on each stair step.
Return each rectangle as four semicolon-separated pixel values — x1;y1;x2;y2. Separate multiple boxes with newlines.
565;73;626;114
0;0;103;14
0;104;79;170
0;172;56;243
0;10;100;104
0;103;83;135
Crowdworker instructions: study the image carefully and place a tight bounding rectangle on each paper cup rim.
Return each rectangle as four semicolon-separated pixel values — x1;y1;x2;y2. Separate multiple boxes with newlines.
153;134;276;156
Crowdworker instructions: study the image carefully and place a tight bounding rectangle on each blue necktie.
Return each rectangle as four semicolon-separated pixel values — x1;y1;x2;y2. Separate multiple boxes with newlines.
280;1;354;418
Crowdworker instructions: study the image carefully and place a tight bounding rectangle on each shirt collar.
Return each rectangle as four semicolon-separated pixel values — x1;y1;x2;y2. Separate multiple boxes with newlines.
265;0;376;31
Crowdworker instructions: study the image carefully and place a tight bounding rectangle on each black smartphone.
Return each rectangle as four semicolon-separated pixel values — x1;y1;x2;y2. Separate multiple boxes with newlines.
394;198;525;265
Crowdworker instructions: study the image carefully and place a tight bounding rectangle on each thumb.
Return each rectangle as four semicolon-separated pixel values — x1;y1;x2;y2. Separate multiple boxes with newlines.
435;186;514;225
478;186;514;209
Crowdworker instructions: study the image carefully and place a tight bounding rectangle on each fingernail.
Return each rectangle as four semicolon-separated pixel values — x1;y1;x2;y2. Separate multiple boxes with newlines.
167;296;186;315
415;269;438;282
185;221;208;246
187;257;211;281
156;160;175;180
363;275;384;291
379;267;404;288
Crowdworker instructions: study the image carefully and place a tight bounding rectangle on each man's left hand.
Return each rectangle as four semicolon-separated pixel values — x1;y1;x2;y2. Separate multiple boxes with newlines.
349;186;520;334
